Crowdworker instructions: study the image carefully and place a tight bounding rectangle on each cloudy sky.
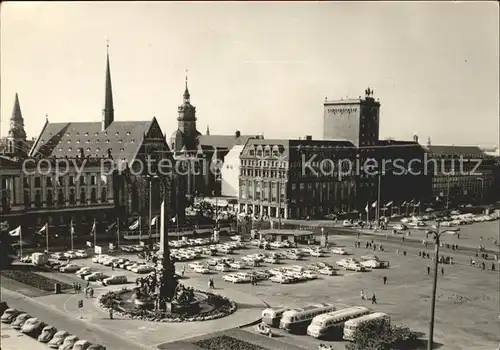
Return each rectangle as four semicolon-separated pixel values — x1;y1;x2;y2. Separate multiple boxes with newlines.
1;2;498;146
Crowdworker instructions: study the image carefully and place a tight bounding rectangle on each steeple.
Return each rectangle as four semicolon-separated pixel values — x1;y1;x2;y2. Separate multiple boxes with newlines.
8;93;26;141
206;124;210;135
183;71;190;103
102;40;114;130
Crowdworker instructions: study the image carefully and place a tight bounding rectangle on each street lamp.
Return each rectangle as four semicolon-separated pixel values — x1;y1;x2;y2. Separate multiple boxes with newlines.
427;219;454;350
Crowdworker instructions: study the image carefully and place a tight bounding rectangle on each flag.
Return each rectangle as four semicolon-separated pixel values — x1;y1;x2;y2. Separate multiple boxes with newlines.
170;216;176;223
38;223;48;235
71;224;75;236
151;216;158;226
401;201;407;206
90;221;96;235
371;201;377;208
409;199;414;204
101;174;107;184
128;219;139;230
364;204;369;212
385;201;393;207
9;226;21;237
414;201;420;206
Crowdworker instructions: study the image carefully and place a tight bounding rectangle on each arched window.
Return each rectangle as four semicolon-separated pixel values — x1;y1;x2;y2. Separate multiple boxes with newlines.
69;189;75;205
80;188;86;204
101;187;107;203
47;190;53;207
90;188;97;203
58;189;64;206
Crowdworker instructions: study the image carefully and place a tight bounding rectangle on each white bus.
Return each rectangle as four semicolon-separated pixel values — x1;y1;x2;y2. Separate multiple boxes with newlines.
307;306;371;339
343;312;390;341
261;307;289;327
279;303;336;333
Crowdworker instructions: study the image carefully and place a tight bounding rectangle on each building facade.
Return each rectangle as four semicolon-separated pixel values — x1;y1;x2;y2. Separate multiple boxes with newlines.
238;138;357;220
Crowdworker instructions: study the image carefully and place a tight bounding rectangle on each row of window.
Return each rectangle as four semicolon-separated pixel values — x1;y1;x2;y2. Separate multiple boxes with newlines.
23;187;107;208
240;169;287;178
26;175;107;188
240;159;287;168
46;130;131;138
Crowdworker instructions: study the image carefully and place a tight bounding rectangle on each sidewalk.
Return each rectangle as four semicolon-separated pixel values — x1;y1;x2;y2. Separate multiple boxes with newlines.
34;278;266;348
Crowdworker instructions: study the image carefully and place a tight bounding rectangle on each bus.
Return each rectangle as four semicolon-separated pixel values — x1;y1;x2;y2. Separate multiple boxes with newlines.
343;312;390;341
261;307;289;327
279;303;336;333
307;306;370;339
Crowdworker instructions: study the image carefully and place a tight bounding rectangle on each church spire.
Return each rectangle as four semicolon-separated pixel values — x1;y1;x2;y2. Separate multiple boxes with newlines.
183;69;190;103
8;93;26;140
102;39;114;130
206;124;210;135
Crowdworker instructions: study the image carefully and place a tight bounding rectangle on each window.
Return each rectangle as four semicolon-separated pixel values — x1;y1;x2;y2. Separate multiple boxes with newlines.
24;190;30;208
126;131;131;135
80;188;86;204
34;177;41;188
69;176;75;186
34;190;41;207
80;176;86;185
101;187;107;203
68;147;72;152
58;189;64;206
69;189;75;205
46;177;53;187
90;188;97;203
47;190;53;207
90;175;96;185
23;178;30;188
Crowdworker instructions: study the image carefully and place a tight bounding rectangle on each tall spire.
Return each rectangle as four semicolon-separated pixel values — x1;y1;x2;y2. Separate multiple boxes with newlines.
8;93;26;140
183;69;190;103
206;124;210;135
102;39;114;130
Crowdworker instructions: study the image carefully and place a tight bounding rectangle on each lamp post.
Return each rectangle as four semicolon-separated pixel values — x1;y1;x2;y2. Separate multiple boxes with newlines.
427;219;453;350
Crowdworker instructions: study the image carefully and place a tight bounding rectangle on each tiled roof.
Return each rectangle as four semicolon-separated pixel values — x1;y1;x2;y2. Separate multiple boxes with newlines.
29;119;157;162
423;145;485;156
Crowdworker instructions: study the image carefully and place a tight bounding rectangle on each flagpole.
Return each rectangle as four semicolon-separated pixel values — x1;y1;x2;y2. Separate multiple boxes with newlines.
93;218;97;248
117;217;120;248
366;202;369;223
46;223;49;254
176;215;179;241
20;227;23;259
139;217;142;242
70;220;74;251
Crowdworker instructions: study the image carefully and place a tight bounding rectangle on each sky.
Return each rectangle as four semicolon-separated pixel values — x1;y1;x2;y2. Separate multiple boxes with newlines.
1;2;499;147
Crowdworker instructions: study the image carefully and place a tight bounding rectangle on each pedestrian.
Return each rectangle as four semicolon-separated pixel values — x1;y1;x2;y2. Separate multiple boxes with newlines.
89;288;94;298
457;233;460;239
441;267;444;275
403;251;407;256
109;307;113;320
373;244;376;251
371;293;377;304
86;281;90;288
426;232;429;239
402;236;405;242
366;242;369;249
482;262;486;270
383;276;387;285
418;251;422;257
469;258;473;266
427;266;430;275
360;290;365;300
111;264;115;271
84;287;88;298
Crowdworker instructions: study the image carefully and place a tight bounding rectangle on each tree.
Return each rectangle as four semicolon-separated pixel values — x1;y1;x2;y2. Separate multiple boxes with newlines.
345;319;418;350
0;230;16;269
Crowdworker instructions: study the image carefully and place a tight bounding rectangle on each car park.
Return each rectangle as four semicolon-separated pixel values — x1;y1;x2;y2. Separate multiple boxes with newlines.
38;325;58;342
21;317;45;337
1;308;20;323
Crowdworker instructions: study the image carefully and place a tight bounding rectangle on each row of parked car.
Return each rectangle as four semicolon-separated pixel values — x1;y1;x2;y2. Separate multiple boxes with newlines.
170;240;245;262
93;254;155;274
0;303;105;349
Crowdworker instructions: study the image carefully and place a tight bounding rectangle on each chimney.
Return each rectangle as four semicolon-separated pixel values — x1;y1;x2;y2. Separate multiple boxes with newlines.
305;135;312;141
235;130;241;138
413;134;419;143
78;148;84;158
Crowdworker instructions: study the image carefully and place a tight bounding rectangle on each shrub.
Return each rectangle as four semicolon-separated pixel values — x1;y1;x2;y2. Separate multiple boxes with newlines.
345;319;418;350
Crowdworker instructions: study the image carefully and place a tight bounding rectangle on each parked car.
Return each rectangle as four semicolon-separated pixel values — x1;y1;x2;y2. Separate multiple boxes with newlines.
194;266;211;274
11;313;31;329
76;267;93;277
58;335;79;350
38;325;58;342
74;250;88;258
85;272;108;281
214;264;230;272
345;262;366;272
102;258;119;267
112;258;129;268
92;255;109;264
131;265;154;274
263;256;279;264
229;261;246;270
48;330;71;348
87;345;106;350
1;308;20;323
21;317;45;337
318;267;337;276
103;275;128;285
331;247;348;255
120;245;135;253
72;339;92;350
270;275;292;284
222;274;245;283
310;250;324;257
60;263;81;273
63;251;78;259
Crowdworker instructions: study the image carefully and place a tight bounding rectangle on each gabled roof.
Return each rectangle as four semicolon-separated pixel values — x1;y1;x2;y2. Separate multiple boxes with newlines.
29;119;159;162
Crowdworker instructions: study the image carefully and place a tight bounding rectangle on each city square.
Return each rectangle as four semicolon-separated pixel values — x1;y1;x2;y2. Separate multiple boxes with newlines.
1;2;499;350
